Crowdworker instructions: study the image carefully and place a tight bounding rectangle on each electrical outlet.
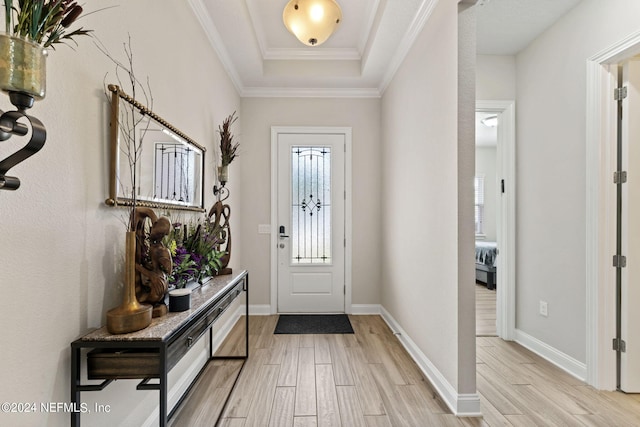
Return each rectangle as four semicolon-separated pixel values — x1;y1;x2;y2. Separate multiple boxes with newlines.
539;301;548;317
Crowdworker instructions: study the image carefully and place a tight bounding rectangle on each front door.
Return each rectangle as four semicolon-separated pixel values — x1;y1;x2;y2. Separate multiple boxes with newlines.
275;129;346;313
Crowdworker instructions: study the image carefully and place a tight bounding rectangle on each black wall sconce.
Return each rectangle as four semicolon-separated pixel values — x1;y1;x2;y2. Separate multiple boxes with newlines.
213;178;229;201
0;92;46;190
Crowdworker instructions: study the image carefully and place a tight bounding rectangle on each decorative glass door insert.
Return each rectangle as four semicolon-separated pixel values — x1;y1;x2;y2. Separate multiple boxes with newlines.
291;146;331;264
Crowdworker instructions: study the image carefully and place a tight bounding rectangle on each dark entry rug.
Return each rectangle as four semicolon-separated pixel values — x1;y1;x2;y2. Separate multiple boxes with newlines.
274;314;354;334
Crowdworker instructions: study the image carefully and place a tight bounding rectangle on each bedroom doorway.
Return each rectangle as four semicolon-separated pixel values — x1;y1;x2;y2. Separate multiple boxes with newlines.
476;101;516;340
475;111;498;336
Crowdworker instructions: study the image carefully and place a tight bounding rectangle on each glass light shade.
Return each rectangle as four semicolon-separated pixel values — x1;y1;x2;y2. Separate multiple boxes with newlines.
283;0;342;46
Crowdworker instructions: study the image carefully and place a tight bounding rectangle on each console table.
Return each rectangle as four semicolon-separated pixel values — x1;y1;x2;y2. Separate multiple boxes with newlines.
70;270;248;427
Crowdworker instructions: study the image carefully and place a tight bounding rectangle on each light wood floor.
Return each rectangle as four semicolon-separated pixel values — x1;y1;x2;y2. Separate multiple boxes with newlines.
476;284;496;337
171;315;640;426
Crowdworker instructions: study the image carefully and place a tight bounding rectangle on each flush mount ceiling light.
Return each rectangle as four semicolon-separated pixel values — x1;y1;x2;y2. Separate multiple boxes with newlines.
283;0;342;47
481;115;498;127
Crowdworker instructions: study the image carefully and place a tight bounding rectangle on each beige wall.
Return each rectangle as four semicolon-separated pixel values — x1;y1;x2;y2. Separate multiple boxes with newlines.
514;0;640;364
238;97;382;309
381;0;472;396
0;2;240;425
476;55;516;101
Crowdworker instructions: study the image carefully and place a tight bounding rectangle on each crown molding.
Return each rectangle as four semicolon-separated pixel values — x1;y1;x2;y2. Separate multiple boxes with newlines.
245;0;269;58
188;0;244;94
191;0;438;99
358;0;382;54
263;47;362;61
378;0;440;94
241;86;381;98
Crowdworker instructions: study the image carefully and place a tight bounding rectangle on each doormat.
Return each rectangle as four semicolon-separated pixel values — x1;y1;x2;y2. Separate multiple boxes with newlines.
274;314;354;334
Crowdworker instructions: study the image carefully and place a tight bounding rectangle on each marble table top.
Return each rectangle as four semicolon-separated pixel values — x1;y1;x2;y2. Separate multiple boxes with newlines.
77;270;247;343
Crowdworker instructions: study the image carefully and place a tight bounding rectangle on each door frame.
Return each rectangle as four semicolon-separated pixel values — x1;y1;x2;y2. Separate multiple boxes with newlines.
270;126;353;315
586;29;640;390
476;100;516;340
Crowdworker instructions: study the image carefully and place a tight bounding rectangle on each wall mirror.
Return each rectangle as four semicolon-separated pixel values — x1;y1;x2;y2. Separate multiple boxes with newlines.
105;84;205;212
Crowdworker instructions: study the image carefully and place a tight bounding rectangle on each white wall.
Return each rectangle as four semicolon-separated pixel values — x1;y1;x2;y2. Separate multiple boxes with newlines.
0;2;240;426
380;0;477;407
476;146;497;242
239;97;382;308
515;0;640;365
476;55;516;101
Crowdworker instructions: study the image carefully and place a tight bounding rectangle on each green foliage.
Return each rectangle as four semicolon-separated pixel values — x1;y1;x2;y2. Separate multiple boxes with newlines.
3;0;92;48
163;218;225;288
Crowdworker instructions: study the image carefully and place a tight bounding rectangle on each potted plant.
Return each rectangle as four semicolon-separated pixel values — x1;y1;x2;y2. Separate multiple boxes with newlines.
0;0;91;99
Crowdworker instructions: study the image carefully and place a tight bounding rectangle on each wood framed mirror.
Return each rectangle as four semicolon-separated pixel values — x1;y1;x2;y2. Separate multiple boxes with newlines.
105;84;206;212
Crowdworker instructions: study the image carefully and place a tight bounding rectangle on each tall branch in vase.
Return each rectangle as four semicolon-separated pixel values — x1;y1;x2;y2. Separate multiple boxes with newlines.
100;37;164;333
214;111;239;197
219;111;239;168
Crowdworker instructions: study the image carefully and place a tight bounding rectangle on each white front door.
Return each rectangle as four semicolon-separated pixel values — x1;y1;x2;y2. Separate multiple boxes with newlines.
275;130;346;313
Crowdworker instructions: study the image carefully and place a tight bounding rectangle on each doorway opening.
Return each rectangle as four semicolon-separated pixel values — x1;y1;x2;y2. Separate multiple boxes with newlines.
475;111;498;336
475;101;516;340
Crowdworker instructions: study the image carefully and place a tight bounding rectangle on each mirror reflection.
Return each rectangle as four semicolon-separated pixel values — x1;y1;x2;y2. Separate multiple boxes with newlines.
106;85;205;212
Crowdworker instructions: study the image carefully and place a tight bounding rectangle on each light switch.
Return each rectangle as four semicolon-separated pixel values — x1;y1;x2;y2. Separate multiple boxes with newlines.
258;224;271;234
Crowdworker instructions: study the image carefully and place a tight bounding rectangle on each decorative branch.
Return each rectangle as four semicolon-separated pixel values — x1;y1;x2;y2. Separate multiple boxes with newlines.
96;35;153;231
218;111;239;167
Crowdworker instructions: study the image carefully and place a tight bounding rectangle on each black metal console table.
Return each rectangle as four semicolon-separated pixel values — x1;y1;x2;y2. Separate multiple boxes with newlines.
70;270;249;426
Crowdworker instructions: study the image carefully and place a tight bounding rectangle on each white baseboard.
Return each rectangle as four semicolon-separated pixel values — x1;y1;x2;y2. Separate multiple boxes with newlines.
350;304;381;315
379;306;481;417
514;329;587;381
245;304;272;315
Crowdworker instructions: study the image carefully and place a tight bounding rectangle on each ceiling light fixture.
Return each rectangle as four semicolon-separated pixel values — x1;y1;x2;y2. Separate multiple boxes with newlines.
283;0;342;47
481;115;498;127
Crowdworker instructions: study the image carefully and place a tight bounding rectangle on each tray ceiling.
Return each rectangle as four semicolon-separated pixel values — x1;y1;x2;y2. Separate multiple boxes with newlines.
188;0;583;97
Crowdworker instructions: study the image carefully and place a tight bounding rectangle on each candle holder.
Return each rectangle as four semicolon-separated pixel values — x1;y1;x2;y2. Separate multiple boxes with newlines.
213;165;230;202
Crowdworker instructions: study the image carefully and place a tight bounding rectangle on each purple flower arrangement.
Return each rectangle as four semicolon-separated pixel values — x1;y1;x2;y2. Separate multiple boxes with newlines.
164;219;224;288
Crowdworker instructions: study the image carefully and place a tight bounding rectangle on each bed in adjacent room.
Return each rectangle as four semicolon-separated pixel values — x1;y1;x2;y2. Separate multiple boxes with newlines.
475;241;497;290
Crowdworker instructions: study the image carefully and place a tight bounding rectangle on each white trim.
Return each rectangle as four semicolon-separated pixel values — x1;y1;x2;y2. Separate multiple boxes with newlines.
476;100;516;341
350;304;381;315
585;29;640;390
242;87;381;99
515;329;587;382
378;0;439;94
270;127;353;315
263;48;362;61
379;306;481;416
246;304;272;315
187;0;243;94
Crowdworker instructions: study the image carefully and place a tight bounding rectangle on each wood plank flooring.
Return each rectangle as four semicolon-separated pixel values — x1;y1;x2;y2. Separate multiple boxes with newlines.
171;315;640;426
476;284;496;337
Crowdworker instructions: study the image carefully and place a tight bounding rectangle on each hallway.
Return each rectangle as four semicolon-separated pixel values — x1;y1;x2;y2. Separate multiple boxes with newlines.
170;315;640;426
